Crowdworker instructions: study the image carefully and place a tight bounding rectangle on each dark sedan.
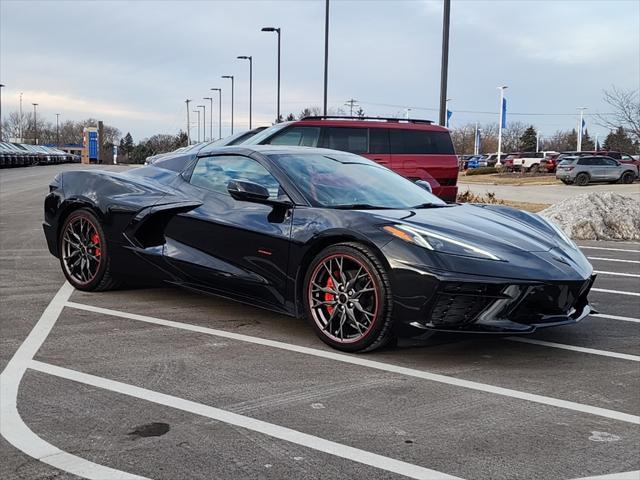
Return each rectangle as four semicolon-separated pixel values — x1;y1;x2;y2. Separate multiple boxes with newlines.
43;146;595;352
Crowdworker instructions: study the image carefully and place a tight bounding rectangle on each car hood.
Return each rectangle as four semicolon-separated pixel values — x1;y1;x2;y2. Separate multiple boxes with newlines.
373;203;563;254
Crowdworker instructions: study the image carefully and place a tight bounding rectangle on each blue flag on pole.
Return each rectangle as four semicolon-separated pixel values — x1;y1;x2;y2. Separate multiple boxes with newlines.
581;118;586;134
446;109;453;128
501;97;507;129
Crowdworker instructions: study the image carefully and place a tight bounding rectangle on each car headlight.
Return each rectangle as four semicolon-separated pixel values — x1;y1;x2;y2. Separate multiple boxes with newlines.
540;216;577;250
383;224;503;261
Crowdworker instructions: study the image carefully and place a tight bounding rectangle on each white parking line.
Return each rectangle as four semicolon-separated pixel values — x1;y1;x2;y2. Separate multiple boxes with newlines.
506;337;640;362
588;257;640;264
0;283;148;480
594;270;640;278
591;313;640;324
30;360;462;480
591;288;640;297
579;245;640;254
65;301;640;425
571;470;640;480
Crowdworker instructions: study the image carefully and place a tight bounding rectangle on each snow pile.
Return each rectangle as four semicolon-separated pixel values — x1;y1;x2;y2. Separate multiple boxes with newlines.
540;192;640;240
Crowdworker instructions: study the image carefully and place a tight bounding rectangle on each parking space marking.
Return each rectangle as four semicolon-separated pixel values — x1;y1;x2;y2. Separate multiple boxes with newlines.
0;282;149;480
65;301;640;425
588;257;640;264
506;337;640;362
594;270;640;278
579;246;640;254
30;360;462;480
591;313;640;324
592;288;640;297
571;470;640;480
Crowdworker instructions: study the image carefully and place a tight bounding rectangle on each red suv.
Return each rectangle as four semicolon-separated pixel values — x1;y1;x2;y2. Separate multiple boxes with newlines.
243;116;459;202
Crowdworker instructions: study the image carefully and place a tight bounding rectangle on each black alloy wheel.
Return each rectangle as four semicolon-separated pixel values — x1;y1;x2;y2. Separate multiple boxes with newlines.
575;173;590;186
59;209;119;291
304;243;394;352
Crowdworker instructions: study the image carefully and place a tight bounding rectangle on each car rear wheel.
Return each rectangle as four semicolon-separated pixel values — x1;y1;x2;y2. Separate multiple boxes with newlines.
621;171;635;184
59;208;120;291
575;173;590;186
303;243;394;352
529;164;539;173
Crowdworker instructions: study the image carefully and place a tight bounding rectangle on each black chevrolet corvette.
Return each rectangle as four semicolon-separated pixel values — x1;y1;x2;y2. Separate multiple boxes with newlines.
43;145;595;352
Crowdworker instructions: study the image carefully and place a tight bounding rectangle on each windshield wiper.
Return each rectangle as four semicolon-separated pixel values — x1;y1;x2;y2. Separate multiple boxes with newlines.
410;203;453;209
332;203;393;210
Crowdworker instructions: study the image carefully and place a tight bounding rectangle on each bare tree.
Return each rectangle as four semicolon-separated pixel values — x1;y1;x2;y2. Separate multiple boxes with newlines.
596;86;640;143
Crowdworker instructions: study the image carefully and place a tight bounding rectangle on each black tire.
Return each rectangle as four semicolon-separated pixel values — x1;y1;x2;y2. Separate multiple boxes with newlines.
58;208;120;291
575;173;589;186
561;179;571;185
621;171;635;184
303;242;394;353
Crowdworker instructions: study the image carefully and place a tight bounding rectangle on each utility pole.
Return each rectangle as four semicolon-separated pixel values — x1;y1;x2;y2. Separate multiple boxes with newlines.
261;27;281;122
32;103;38;144
197;104;206;141
577;107;587;151
0;84;4;141
56;113;60;146
204;97;213;140
323;0;330;116
222;75;235;134
345;98;358;116
438;0;451;126
19;92;23;142
237;56;253;129
185;99;192;144
211;88;222;139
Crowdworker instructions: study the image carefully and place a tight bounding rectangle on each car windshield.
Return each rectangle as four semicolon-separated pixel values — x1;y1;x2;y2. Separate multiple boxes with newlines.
269;152;447;209
242;123;292;145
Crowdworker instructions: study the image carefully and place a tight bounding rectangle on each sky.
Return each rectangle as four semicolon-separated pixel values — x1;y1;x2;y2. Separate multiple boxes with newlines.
1;0;639;142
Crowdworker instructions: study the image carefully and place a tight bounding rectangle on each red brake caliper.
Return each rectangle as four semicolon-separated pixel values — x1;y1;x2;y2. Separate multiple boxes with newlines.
91;233;101;258
325;277;335;315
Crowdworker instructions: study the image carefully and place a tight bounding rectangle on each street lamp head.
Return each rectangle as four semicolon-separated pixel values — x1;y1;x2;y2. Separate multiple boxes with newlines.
197;105;205;108
203;97;212;100
237;55;251;60
222;75;233;79
498;85;508;90
0;84;5;88
261;27;276;32
210;88;221;92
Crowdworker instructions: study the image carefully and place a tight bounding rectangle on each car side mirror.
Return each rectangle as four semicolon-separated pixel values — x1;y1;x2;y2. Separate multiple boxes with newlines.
415;180;433;193
227;180;292;207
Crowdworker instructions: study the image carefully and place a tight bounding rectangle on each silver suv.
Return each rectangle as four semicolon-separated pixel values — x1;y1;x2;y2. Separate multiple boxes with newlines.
556;155;637;186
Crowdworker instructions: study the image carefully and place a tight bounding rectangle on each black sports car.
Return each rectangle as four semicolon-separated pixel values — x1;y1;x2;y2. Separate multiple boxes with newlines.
43;145;595;352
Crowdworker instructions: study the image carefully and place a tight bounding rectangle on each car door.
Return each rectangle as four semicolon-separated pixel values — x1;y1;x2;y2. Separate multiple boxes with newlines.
600;157;622;180
165;154;293;311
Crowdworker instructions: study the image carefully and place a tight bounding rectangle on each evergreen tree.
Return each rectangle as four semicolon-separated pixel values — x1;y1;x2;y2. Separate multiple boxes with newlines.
603;126;635;152
567;129;578;151
518;125;537;152
355;107;365;119
581;129;595;151
285;113;296;121
119;132;134;156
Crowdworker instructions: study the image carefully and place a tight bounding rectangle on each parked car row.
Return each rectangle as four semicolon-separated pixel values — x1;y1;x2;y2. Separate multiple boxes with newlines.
0;142;79;168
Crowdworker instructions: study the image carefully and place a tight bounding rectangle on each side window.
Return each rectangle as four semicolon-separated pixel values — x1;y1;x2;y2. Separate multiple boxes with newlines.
269;126;320;147
369;128;390;154
390;129;455;154
607;152;621;160
321;127;368;154
621;154;633;161
578;158;592;166
602;157;618;166
189;155;282;199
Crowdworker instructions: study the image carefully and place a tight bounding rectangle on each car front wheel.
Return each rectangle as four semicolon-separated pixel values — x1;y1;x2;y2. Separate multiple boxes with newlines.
621;171;635;184
303;243;394;352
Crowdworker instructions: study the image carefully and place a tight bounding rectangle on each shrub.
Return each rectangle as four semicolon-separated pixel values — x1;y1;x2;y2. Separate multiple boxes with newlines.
465;166;498;175
457;189;504;204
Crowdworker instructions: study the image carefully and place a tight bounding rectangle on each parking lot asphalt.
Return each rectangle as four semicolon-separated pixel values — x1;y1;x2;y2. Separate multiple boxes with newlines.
1;164;639;480
457;180;640;203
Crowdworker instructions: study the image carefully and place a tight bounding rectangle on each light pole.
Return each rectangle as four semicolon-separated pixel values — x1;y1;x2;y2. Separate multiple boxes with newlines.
197;104;206;141
19;92;23;142
438;0;451;126
185;99;192;144
577;107;588;151
221;75;234;134
237;56;253;129
194;110;201;143
211;88;222;139
323;1;329;116
32;103;39;145
496;86;508;166
0;84;4;142
204;97;213;141
56;113;60;146
261;27;281;122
